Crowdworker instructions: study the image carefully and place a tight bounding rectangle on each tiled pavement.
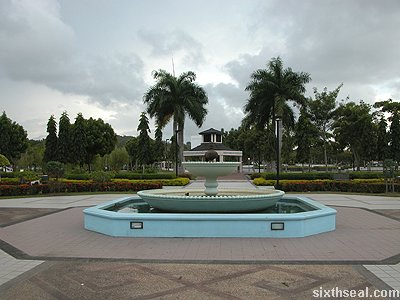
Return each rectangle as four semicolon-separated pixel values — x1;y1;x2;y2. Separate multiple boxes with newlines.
1;179;400;298
365;264;400;291
0;250;43;286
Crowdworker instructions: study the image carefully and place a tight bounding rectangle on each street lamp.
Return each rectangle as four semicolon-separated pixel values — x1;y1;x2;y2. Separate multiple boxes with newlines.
276;117;282;188
165;138;170;170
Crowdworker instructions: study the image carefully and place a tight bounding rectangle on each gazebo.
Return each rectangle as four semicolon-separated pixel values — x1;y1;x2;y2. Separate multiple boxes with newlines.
183;128;243;172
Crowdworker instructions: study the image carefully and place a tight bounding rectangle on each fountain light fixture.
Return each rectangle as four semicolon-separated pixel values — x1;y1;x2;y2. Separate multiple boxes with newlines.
130;221;143;229
271;222;284;230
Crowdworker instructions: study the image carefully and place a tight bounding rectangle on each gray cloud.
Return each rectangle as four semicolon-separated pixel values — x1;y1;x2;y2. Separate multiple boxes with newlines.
138;29;205;66
0;0;146;107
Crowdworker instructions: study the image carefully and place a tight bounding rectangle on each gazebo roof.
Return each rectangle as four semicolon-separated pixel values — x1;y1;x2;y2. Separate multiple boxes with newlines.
198;128;222;135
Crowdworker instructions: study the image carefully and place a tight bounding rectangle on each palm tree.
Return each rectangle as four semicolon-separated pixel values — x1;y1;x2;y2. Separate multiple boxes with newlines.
244;57;311;130
143;69;208;174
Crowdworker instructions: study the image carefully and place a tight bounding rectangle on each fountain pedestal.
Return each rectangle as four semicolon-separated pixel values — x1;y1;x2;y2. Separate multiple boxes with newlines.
182;161;239;196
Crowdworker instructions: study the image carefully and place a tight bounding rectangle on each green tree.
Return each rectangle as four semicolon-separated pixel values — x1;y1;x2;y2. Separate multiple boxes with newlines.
71;113;88;168
58;111;72;164
152;125;164;163
43;115;58;162
244;57;311;131
45;161;64;180
374;99;400;163
137;112;153;167
0;154;10;176
333;101;376;170
0;154;10;166
376;116;390;161
0;112;28;163
109;147;130;171
85;117;117;171
390;112;400;163
294;107;318;167
308;84;342;170
125;137;139;170
17;140;44;171
144;69;208;174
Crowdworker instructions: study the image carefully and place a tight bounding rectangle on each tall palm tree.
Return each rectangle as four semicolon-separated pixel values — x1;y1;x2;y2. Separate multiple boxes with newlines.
244;57;311;130
144;69;208;174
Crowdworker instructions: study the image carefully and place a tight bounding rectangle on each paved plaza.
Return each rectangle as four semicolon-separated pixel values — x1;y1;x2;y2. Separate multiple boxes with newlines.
1;178;400;299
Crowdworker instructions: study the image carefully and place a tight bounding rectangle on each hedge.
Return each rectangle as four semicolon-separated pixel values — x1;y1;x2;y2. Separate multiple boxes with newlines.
0;181;161;197
112;178;190;186
250;171;399;180
253;178;400;193
114;172;177;180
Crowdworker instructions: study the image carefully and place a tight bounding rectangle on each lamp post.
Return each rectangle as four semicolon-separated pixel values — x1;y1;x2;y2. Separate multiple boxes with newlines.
276;117;282;188
165;138;170;170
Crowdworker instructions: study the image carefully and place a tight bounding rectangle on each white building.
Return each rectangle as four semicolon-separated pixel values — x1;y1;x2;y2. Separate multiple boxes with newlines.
183;128;243;172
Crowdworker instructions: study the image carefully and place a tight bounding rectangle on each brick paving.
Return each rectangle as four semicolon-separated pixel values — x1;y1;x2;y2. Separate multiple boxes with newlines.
1;183;400;298
1;206;399;262
0;262;395;300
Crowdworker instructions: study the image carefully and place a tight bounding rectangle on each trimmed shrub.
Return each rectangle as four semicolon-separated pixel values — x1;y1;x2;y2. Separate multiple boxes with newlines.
0;181;162;197
253;178;400;193
0;178;19;185
250;171;399;181
112;177;190;186
90;171;115;183
114;172;176;180
65;173;91;180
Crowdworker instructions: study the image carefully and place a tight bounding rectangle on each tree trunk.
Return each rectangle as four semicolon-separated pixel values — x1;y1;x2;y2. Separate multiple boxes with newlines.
177;122;185;175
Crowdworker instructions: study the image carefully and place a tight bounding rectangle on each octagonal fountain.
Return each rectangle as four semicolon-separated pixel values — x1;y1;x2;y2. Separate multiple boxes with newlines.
84;153;336;238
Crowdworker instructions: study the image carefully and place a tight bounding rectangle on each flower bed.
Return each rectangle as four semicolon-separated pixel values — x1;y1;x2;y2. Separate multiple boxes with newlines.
253;178;400;193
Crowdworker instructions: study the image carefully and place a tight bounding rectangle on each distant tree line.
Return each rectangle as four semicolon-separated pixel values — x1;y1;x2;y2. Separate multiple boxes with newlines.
2;56;400;174
42;112;117;171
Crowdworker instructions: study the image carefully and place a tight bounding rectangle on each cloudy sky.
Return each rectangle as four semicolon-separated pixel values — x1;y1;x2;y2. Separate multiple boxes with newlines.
1;0;399;141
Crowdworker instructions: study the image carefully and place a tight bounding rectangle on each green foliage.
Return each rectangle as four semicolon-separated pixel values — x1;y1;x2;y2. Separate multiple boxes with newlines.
153;125;164;162
58;111;72;164
85;117;117;163
294;108;317;164
0;181;162;197
45;161;64;180
65;173;90;180
0;154;10;166
253;178;399;193
17;140;44;171
70;113;117;170
125;137;139;169
373;99;400;163
113;177;189;186
333;101;376;170
144;69;208;174
137;112;153;166
376;117;390;161
308;84;342;168
90;171;115;183
108;147;129;171
71;113;87;167
114;172;176;180
0;112;28;163
251;171;389;180
44;115;59;162
18;171;39;183
390;112;400;162
244;57;311;130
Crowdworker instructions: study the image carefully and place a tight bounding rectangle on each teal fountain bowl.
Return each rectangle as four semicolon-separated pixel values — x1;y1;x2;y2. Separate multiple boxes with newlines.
137;188;285;213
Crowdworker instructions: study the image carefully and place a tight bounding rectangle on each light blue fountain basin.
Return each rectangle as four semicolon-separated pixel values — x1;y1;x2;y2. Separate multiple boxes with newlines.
83;195;336;238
